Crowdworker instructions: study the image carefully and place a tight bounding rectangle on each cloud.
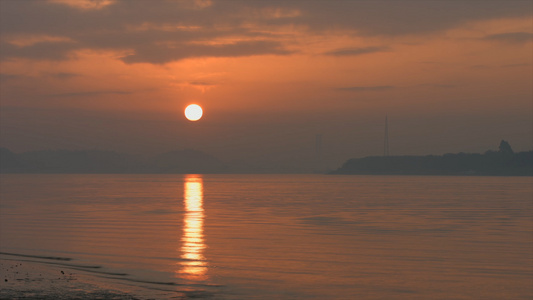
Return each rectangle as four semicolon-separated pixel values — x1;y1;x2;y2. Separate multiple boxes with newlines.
48;0;115;11
120;40;293;64
418;83;457;89
337;86;395;92
500;63;531;68
0;73;21;82
188;81;215;86
283;1;532;35
483;32;533;44
0;72;80;82
46;90;131;98
47;72;80;79
0;0;531;64
0;40;78;61
323;46;389;56
470;65;491;70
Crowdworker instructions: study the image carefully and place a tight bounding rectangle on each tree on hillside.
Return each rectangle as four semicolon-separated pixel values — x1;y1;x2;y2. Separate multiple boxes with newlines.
499;140;514;155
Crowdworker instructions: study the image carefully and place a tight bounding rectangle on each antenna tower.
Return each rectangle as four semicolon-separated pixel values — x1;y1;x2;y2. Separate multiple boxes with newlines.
384;116;390;156
316;134;323;169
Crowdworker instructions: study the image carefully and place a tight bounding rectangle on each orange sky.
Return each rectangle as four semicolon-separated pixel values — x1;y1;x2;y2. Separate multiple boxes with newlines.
1;0;532;171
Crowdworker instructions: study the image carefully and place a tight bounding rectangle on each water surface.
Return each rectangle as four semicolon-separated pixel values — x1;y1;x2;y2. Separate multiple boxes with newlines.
1;174;532;299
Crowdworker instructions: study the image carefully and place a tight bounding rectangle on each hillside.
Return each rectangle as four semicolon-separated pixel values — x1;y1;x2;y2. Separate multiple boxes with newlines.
332;141;533;176
0;148;226;174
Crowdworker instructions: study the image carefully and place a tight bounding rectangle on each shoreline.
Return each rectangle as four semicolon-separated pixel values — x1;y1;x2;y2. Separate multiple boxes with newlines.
1;258;142;300
0;253;216;300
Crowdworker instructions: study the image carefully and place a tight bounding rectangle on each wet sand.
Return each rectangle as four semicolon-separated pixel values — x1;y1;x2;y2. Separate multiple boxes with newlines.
0;258;141;300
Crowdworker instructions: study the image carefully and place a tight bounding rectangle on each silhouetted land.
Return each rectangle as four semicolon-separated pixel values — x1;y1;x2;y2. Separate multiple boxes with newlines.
0;148;227;174
332;141;532;176
2;140;532;175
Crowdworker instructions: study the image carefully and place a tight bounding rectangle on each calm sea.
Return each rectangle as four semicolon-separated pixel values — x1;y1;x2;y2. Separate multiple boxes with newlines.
0;174;532;299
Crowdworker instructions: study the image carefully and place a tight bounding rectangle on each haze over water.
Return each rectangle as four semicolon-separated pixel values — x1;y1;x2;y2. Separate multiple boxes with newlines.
1;174;531;299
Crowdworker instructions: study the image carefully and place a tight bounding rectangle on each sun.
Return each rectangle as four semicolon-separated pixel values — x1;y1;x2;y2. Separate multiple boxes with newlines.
184;104;203;121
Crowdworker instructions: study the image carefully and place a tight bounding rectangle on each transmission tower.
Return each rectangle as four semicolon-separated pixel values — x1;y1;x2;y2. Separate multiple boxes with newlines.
316;134;323;169
384;115;390;156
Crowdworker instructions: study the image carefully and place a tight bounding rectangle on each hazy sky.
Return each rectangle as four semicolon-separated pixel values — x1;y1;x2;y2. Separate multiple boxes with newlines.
1;0;532;171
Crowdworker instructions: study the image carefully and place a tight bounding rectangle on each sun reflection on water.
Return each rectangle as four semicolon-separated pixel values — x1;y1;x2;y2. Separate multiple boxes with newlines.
178;174;207;281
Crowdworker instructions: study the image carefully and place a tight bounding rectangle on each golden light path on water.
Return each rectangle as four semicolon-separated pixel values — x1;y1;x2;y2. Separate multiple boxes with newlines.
178;174;207;281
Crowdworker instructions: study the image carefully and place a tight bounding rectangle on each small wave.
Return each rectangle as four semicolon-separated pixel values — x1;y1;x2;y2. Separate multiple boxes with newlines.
96;274;223;288
0;257;103;270
0;251;72;261
0;251;106;272
131;277;221;288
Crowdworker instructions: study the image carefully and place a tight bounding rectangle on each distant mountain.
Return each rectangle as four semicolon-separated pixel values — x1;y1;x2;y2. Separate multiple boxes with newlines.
149;149;227;173
0;148;226;174
0;147;26;172
332;141;533;176
1;149;138;173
